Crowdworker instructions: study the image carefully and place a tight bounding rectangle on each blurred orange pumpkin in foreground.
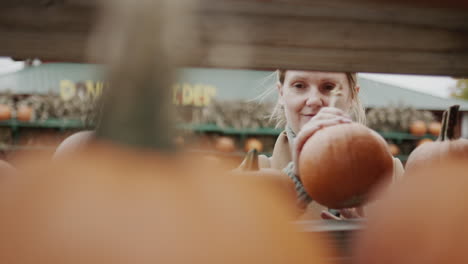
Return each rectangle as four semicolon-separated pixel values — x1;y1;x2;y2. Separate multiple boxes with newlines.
353;159;468;264
0;142;334;264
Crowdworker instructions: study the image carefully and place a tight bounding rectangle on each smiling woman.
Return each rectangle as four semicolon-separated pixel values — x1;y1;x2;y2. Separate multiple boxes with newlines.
244;70;404;219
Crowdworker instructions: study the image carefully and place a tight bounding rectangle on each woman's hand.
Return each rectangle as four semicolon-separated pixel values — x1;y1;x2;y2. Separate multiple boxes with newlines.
293;107;352;175
321;207;365;220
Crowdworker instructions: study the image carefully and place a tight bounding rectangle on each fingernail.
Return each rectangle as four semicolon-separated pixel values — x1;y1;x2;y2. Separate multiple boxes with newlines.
341;118;352;123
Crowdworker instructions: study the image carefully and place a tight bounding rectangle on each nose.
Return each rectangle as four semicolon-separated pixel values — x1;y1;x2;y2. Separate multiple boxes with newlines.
305;88;325;108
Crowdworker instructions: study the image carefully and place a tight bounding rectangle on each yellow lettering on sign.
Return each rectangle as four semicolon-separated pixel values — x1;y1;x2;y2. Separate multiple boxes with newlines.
60;80;76;101
172;84;181;105
182;83;194;105
204;85;216;105
86;81;98;98
192;84;204;107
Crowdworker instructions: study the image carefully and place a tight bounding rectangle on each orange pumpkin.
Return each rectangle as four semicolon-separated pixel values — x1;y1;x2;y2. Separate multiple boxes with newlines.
409;120;427;136
0;160;16;176
406;106;468;173
244;138;263;152
387;143;400;156
417;138;433;146
16;106;33;122
0;104;12;121
353;159;468;264
215;136;236;153
0;143;334;263
428;121;442;136
299;123;393;209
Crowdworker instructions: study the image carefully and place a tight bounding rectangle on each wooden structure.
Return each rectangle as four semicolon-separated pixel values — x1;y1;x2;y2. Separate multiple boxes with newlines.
1;0;467;262
1;0;467;76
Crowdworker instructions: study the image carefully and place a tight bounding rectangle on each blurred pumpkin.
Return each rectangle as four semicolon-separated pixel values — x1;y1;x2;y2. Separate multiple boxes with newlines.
428;121;442;136
409;120;427;136
0;104;12;121
353;159;468;264
406;106;468;173
244;138;263;152
215;136;236;153
0;142;334;264
387;143;400;156
0;160;16;176
16;106;33;122
417;138;433;146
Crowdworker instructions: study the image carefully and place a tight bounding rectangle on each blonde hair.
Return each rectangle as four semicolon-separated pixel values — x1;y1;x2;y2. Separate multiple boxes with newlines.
269;70;366;128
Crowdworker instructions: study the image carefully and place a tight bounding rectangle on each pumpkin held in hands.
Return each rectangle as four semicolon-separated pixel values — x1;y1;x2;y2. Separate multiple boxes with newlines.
299;123;393;209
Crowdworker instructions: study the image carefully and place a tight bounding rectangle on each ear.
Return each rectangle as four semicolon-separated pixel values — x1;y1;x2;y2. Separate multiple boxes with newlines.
355;85;361;94
277;82;284;104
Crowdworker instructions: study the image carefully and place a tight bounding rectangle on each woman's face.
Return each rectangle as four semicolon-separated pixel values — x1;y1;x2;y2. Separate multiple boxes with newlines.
278;71;354;134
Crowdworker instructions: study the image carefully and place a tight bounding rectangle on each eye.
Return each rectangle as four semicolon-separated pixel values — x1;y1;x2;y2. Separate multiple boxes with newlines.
322;82;336;91
292;82;306;89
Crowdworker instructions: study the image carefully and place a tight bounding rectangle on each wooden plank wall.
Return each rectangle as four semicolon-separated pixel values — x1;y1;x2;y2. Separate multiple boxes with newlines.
0;0;467;76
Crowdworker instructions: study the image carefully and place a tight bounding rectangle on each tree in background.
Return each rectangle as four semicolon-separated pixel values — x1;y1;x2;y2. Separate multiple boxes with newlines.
451;79;468;100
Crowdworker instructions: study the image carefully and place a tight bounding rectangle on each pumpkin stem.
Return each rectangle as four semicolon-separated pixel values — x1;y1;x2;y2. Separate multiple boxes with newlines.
239;149;259;171
438;110;448;141
445;105;460;140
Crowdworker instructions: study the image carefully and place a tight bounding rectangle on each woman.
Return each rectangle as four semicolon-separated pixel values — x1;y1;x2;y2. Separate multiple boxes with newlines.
248;70;404;219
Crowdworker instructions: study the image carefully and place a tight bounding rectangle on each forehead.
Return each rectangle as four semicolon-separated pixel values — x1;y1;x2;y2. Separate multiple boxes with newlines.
284;71;348;84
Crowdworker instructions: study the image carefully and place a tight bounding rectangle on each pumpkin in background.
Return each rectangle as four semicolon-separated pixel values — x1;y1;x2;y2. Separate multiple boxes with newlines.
409;120;427;136
353;159;468;264
244;138;263;152
406;105;468;173
387;143;400;156
16;106;33;122
428;121;442;136
417;138;433;146
299;123;393;209
215;136;236;153
0;105;12;121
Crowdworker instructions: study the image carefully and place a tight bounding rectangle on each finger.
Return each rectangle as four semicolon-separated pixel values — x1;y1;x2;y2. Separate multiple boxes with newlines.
340;208;362;219
312;113;352;122
321;210;342;220
357;207;365;217
296;117;350;155
317;107;352;119
294;117;350;174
